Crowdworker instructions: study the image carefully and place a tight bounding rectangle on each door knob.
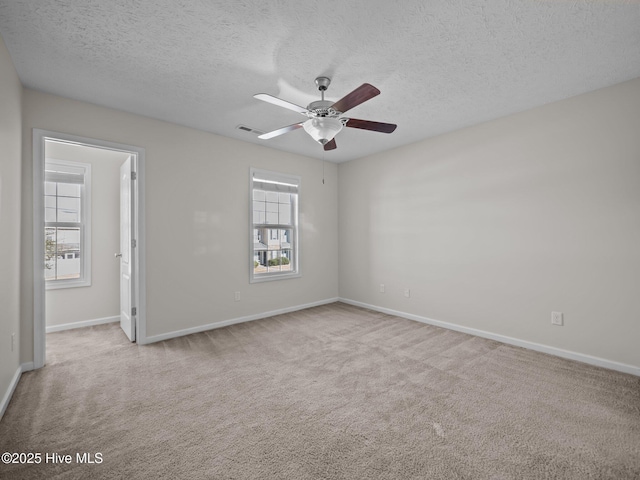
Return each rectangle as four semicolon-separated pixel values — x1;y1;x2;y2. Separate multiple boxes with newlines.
115;253;122;258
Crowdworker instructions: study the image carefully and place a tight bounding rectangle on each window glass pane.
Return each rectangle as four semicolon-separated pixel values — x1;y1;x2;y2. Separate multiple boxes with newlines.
280;229;291;248
57;182;81;197
253;228;263;245
265;202;278;213
55;227;81;280
254;211;265;224
278;193;291;204
253;201;265;214
57;197;81;222
265;191;278;202
266;211;278;224
45;227;56;279
57;227;80;248
45;196;57;222
263;249;292;272
252;200;265;225
265;201;279;225
45;181;56;196
253;190;265;202
278;204;291;224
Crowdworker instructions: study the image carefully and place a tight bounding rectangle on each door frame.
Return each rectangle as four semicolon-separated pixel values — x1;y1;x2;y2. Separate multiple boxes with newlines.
32;129;147;369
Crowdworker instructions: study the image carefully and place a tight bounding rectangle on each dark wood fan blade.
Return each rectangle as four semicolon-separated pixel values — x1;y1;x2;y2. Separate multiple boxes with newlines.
254;94;309;115
324;138;337;151
331;83;380;113
258;123;303;139
345;118;397;133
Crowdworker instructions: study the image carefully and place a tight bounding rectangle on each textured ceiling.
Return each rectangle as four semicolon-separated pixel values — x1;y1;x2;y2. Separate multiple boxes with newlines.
1;1;639;163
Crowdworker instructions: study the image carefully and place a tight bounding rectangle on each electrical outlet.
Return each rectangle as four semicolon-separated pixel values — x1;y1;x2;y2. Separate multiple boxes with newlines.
11;333;16;352
404;288;411;298
234;291;241;302
379;284;385;293
551;311;563;326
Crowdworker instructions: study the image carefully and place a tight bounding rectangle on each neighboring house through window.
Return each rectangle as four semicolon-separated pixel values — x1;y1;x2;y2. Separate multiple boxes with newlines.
250;168;300;282
45;159;91;289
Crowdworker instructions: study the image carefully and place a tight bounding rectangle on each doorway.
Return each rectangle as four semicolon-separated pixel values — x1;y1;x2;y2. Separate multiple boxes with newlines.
32;130;147;369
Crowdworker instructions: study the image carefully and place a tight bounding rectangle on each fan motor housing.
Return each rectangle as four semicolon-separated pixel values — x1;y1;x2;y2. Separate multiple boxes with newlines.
307;100;341;118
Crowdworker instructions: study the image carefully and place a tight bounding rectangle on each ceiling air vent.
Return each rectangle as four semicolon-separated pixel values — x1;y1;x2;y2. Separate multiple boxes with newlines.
236;125;264;136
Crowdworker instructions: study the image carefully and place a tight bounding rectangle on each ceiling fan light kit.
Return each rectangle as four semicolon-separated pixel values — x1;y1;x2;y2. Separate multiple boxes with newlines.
302;117;345;145
254;77;397;151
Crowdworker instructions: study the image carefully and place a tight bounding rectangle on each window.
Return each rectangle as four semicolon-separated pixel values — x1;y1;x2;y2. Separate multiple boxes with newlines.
250;168;300;282
44;159;91;288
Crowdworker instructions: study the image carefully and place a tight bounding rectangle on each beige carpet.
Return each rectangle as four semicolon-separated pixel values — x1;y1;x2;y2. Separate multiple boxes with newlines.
1;302;639;479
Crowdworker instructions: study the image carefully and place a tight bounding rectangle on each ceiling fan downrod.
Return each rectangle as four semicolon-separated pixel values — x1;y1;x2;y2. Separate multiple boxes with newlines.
315;76;331;102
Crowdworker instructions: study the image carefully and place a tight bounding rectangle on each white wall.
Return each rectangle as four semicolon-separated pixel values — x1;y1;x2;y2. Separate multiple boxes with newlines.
21;89;339;362
0;34;23;410
45;142;127;327
339;78;640;369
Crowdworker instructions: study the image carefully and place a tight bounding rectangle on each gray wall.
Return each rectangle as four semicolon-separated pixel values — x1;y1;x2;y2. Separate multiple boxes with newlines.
339;78;640;369
0;35;22;407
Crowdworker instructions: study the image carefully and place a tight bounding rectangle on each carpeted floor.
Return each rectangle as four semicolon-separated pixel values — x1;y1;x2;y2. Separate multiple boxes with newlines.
1;302;639;479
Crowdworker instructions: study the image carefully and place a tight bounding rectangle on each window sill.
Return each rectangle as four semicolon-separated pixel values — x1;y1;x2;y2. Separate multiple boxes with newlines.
250;272;301;284
46;279;91;290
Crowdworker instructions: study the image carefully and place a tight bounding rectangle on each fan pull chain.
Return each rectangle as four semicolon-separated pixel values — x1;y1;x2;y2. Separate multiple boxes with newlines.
322;150;325;184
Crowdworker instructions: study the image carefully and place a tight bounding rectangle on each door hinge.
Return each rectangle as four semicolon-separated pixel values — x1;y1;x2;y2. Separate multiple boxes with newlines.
132;239;137;248
131;172;137;180
132;307;137;316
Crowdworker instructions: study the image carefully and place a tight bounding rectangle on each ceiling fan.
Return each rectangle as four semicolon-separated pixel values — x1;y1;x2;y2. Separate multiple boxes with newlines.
253;77;397;151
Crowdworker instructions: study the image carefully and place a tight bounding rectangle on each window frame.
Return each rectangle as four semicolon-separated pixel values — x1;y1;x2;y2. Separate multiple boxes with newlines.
44;158;92;289
249;167;301;283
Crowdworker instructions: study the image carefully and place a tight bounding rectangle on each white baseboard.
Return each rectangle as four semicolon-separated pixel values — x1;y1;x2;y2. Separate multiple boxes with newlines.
0;363;39;421
142;298;339;345
46;315;119;333
21;362;34;372
1;366;22;420
339;298;640;377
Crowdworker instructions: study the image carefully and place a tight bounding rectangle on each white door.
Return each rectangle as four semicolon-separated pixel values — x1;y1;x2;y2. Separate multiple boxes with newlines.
119;156;135;341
